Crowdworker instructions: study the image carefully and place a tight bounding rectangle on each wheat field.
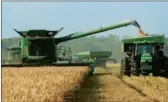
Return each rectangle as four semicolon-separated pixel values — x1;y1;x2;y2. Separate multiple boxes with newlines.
2;64;168;102
107;63;168;102
2;66;89;102
73;63;168;102
123;76;168;102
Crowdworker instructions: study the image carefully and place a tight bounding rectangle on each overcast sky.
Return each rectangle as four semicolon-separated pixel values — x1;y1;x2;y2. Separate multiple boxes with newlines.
2;2;168;38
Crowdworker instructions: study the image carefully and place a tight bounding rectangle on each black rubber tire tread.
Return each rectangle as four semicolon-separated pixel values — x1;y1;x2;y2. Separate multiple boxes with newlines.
120;57;131;76
132;62;140;76
141;72;149;76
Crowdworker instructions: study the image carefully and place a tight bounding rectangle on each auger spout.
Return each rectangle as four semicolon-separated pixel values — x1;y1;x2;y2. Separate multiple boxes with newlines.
56;20;141;43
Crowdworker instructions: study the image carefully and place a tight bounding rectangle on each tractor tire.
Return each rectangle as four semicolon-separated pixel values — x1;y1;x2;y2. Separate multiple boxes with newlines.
120;58;131;76
120;60;125;76
153;72;160;77
132;62;140;76
141;72;150;76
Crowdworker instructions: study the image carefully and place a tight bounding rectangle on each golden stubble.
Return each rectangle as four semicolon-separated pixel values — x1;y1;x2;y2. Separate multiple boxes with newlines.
123;76;168;102
106;63;168;102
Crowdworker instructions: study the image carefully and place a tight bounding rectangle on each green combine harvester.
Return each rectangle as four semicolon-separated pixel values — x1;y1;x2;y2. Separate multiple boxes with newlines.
121;34;168;77
2;20;141;67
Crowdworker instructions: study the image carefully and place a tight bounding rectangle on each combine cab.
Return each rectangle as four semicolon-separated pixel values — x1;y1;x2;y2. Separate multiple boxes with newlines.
121;34;168;77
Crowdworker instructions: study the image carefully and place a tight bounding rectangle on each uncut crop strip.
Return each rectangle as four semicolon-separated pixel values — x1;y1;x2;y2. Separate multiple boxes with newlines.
2;66;89;102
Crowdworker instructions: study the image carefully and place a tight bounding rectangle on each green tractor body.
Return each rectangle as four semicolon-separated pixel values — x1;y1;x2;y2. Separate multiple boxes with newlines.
121;34;168;77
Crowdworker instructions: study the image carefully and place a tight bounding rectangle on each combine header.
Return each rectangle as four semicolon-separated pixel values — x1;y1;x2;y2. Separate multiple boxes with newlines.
2;20;141;67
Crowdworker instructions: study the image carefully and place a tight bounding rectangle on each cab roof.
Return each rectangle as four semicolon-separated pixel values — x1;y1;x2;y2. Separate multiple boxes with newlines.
122;34;165;44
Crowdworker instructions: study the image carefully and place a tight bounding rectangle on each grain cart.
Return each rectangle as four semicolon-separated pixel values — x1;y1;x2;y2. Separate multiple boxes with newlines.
71;51;115;75
71;51;116;67
121;34;168;77
2;20;141;66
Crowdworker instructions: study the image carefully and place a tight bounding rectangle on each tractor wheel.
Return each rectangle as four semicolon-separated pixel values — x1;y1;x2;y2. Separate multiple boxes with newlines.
152;61;160;77
141;72;149;76
120;58;131;76
132;62;140;76
152;63;160;76
120;60;125;76
153;72;160;76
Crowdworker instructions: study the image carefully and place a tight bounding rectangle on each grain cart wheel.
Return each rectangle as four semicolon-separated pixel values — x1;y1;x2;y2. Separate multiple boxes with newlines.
120;57;131;76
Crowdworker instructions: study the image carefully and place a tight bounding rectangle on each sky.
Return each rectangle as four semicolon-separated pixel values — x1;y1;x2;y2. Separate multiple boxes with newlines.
2;2;168;39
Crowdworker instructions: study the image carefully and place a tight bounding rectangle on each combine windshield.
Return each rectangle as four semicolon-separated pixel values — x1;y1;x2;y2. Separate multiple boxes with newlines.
137;44;153;54
29;39;54;56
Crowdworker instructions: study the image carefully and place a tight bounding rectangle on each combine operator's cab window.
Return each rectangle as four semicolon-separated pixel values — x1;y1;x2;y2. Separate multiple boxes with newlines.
29;39;53;56
137;44;153;54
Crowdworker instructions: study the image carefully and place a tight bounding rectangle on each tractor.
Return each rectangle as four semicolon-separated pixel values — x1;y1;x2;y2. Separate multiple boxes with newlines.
121;34;168;77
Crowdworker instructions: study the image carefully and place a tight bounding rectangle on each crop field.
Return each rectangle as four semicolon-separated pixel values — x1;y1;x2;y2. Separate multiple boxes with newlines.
2;66;89;102
107;63;168;102
2;63;168;102
74;63;168;102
